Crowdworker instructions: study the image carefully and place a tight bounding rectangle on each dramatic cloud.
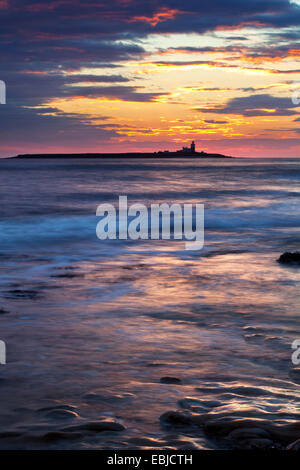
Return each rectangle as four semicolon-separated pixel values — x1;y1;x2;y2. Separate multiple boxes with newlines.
203;119;228;124
159;43;300;64
0;0;300;156
0;103;118;151
196;94;300;116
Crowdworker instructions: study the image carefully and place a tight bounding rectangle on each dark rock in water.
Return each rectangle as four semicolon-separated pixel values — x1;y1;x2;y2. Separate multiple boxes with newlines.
272;422;300;444
45;409;79;420
178;399;208;414
277;252;300;265
160;377;182;384
178;397;221;412
287;438;300;450
232;427;270;438
31;431;83;442
62;420;125;433
83;392;104;402
190;414;209;426
194;384;270;397
289;369;300;385
3;289;41;300
234;438;274;450
224;385;270;397
51;272;84;279
160;411;191;426
227;427;271;441
204;417;300;446
0;308;9;314
57;265;77;270
201;400;222;408
177;442;201;450
204;418;270;437
36;404;78;413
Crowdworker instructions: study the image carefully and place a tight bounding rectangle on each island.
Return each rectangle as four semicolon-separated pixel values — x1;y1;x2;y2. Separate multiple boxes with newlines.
13;142;233;159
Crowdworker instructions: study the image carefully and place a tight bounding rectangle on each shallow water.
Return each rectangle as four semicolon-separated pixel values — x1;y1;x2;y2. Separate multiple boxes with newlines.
0;157;299;449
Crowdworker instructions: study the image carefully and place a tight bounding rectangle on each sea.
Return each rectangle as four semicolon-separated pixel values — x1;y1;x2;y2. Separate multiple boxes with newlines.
0;156;299;450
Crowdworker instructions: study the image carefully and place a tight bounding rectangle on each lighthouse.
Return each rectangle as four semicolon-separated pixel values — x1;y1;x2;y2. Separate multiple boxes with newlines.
191;141;196;153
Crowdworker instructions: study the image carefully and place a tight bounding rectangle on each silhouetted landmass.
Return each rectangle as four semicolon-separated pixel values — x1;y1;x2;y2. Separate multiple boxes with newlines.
13;151;233;159
277;252;300;265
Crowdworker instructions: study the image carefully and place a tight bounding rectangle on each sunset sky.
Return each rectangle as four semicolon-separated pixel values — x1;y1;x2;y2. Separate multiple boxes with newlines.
1;0;300;157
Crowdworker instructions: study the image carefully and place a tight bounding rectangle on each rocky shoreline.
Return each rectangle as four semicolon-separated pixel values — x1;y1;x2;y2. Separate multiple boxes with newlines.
0;376;300;450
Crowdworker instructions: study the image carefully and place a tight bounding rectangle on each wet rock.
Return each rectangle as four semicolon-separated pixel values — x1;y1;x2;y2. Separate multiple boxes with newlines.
201;400;222;408
0;308;9;314
160;411;191;426
277;252;300;265
195;384;270;397
57;266;77;270
160;377;182;384
62;420;125;433
242;326;260;333
227;386;270;397
271;422;300;444
244;333;265;341
264;336;281;344
51;272;84;279
3;289;41;300
287;438;300;450
228;427;271;440
178;397;205;409
45;409;79;420
190;414;210;426
83;392;104;402
178;397;221;412
204;418;270;437
235;438;274;450
178;400;208;414
36;404;78;413
177;442;201;450
204;417;300;446
27;431;83;442
204;404;271;421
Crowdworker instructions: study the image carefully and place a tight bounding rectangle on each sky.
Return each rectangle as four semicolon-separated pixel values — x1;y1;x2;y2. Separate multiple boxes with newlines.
0;0;300;157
